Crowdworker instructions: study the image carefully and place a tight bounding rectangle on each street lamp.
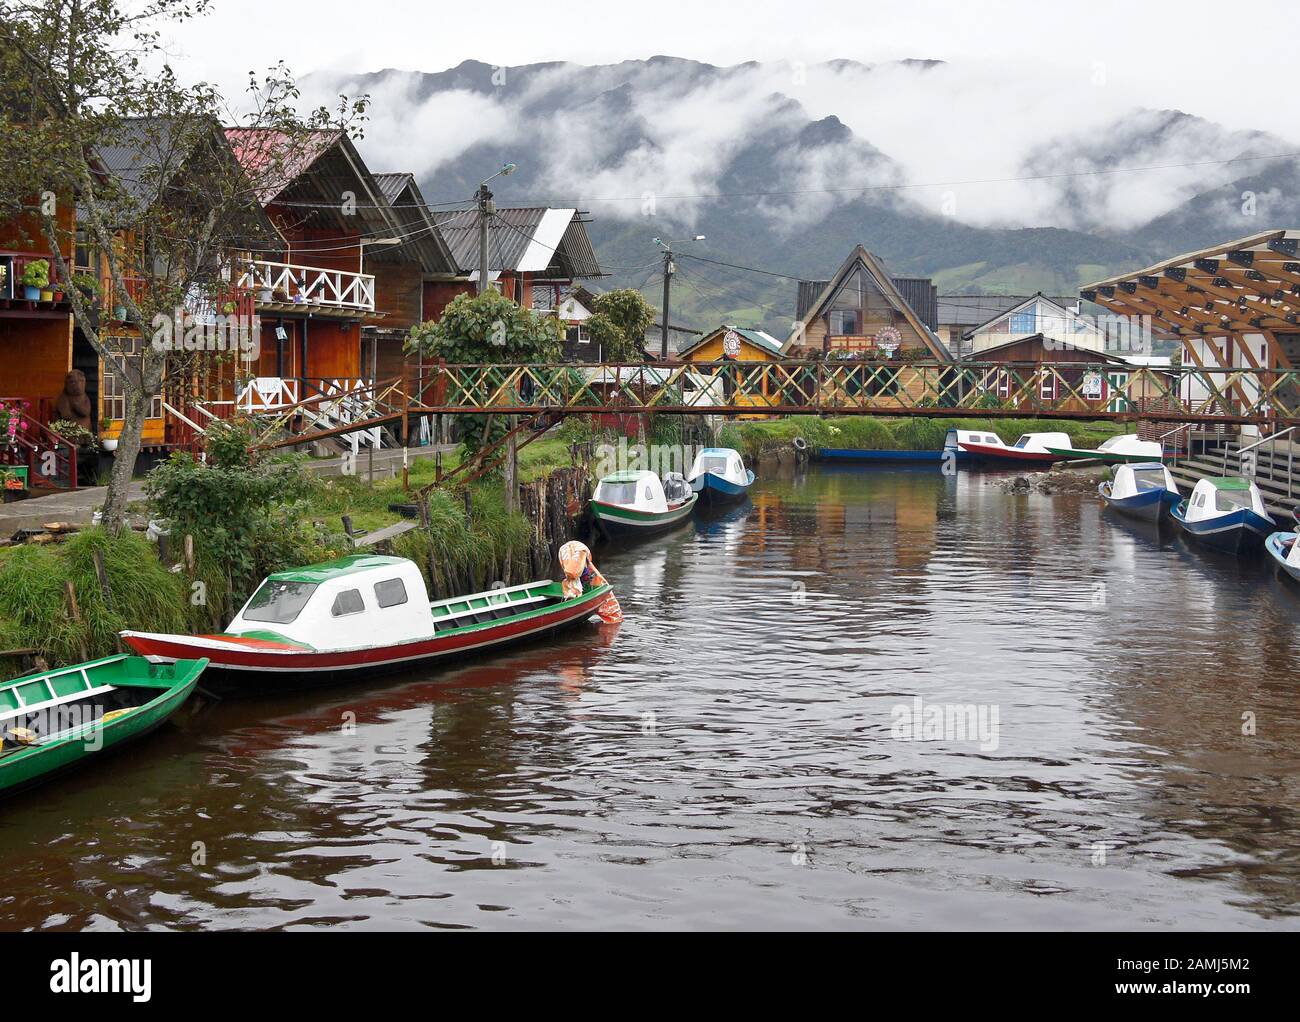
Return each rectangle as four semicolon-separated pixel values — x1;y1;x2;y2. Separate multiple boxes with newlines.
476;164;517;295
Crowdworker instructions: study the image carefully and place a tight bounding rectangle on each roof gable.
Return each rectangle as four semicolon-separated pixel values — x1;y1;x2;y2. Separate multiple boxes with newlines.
787;246;951;360
678;325;783;360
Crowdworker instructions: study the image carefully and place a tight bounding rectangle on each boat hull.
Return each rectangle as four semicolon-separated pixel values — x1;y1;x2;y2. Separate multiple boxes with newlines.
1172;505;1274;554
691;471;753;507
122;586;612;693
0;658;204;797
1264;531;1300;581
591;494;698;535
817;448;971;464
1049;447;1162;464
1099;481;1179;523
957;442;1061;464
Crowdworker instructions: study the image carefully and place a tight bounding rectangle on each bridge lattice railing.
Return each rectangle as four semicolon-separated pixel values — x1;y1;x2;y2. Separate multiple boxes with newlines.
408;361;1300;424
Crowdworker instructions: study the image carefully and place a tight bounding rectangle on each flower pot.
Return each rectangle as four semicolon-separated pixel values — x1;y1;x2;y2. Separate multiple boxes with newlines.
39;289;53;302
259;289;272;302
102;437;119;452
113;305;127;321
23;285;40;300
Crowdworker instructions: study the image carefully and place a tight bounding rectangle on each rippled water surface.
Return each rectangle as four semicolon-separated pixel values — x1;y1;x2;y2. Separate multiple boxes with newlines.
3;465;1299;930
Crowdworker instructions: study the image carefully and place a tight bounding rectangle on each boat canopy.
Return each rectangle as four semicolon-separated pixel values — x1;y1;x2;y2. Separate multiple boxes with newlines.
594;469;673;513
229;555;434;647
688;447;749;486
1098;435;1162;458
1184;477;1269;523
946;429;1005;448
1111;462;1179;500
1012;432;1072;452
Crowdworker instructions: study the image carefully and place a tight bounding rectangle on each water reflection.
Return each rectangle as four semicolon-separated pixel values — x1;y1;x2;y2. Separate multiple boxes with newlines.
0;466;1297;929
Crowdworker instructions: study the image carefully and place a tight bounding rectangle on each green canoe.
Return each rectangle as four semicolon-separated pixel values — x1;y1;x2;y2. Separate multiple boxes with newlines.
0;654;206;797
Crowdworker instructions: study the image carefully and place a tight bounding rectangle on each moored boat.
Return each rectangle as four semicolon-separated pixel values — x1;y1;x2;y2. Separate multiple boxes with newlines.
1264;529;1300;581
1048;434;1164;463
1099;462;1181;522
122;553;619;692
954;430;1072;464
1171;477;1275;554
687;447;754;506
0;655;206;797
590;469;697;536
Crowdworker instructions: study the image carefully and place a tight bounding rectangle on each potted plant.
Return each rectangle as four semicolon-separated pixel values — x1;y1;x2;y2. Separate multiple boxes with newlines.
20;259;49;301
1;469;27;502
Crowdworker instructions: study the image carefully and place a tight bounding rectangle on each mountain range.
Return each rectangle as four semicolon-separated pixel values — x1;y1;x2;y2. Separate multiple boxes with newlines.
308;57;1300;337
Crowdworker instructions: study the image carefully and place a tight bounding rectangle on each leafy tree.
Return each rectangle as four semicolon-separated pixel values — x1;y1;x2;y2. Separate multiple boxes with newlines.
0;0;366;532
406;289;563;463
585;288;654;362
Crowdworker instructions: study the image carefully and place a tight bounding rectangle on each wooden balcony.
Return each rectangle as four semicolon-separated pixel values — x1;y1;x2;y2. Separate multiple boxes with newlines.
236;259;375;314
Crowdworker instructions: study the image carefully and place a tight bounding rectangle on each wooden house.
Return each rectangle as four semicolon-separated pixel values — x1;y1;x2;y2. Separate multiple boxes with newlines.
936;293;1079;358
786;246;951;362
366;173;459;383
967;333;1140;415
678;325;785;417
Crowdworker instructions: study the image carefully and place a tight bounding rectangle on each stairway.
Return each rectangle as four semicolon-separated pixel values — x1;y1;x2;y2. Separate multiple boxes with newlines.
1168;434;1300;521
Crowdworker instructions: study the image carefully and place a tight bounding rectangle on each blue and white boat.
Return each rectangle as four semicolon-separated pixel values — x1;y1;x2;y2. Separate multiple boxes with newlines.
1171;477;1275;554
1264;528;1300;581
687;447;754;507
1098;462;1181;523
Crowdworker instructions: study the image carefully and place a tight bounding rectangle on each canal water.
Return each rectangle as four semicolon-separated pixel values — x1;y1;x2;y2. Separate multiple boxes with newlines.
2;465;1298;930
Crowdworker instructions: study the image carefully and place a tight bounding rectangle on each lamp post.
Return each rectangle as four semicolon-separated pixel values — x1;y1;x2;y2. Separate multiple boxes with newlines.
476;163;516;295
653;234;705;358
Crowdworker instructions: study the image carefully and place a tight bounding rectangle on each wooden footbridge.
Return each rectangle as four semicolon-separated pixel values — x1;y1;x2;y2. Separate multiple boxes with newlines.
247;359;1300;451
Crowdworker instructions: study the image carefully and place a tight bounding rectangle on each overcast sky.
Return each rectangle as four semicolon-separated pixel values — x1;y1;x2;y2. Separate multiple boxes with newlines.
161;0;1298;134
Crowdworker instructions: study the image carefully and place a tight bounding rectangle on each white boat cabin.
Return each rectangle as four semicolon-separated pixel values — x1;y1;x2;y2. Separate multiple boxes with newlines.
688;447;750;487
228;554;434;648
946;429;1007;450
594;469;691;511
1096;435;1163;459
1111;462;1179;500
1183;477;1269;523
1011;431;1072;453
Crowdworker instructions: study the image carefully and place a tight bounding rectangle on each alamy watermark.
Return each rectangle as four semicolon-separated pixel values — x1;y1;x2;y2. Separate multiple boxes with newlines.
150;308;260;359
891;696;1000;752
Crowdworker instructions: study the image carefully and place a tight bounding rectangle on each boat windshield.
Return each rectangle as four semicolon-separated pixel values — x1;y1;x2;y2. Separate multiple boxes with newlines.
1013;435;1032;449
1215;488;1254;512
1131;468;1168;491
699;456;729;475
598;480;639;505
242;579;318;624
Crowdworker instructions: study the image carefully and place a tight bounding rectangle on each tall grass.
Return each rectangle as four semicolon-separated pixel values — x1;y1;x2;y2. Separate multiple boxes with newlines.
0;529;190;673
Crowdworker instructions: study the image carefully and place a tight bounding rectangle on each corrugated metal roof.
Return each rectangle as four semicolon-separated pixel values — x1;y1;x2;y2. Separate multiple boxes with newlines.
373;172;412;206
796;272;938;330
435;207;603;278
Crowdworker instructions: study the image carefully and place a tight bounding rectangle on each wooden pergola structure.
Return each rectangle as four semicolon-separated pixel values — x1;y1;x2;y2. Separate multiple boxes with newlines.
1081;228;1300;372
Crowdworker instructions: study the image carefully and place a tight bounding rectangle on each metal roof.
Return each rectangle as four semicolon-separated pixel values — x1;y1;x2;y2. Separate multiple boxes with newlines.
435;207;603;279
937;294;1078;327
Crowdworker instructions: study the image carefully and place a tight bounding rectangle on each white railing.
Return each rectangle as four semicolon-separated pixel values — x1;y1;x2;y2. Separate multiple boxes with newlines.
236;259;376;313
235;377;383;451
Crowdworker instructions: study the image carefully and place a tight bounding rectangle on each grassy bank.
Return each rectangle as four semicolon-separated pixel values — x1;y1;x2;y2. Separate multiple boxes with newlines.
717;415;1128;461
0;436;583;673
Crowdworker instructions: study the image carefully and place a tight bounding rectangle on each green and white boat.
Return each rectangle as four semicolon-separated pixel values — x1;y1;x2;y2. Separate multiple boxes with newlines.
591;469;698;537
0;654;206;797
1045;434;1163;464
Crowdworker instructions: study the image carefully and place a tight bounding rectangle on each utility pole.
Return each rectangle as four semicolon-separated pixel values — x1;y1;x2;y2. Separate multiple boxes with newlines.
660;246;673;359
476;164;518;514
654;235;705;359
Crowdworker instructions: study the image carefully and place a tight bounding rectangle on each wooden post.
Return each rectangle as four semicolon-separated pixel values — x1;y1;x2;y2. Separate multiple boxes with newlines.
64;580;89;661
504;415;519;515
183;534;195;573
367;443;375;485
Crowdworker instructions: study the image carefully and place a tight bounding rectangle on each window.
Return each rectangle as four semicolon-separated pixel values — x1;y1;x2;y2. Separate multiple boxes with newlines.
829;310;861;335
374;578;408;609
101;336;164;421
331;588;365;617
566;324;589;345
1131;468;1168;491
1215;488;1253;512
597;480;637;504
1040;373;1057;400
1010;310;1037;334
700;456;729;475
984;436;999;444
243;580;317;624
644;485;653;501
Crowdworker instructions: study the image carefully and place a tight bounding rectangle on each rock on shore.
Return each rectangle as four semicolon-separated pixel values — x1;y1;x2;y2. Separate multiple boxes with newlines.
994;465;1108;496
